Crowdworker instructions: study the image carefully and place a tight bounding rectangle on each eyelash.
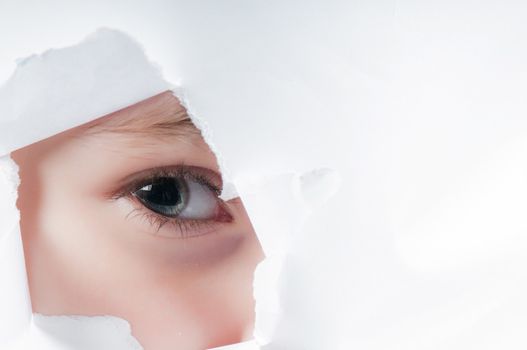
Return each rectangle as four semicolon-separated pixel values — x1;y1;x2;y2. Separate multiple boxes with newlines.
111;166;230;238
126;207;219;238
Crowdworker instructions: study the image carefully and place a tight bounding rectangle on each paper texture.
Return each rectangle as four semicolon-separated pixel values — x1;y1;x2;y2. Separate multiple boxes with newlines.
2;1;527;349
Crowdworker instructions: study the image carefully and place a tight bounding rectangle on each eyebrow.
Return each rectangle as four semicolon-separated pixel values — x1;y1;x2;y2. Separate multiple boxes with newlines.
81;91;201;140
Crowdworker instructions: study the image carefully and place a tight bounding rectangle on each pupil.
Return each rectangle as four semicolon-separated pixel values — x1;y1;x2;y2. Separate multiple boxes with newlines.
134;177;185;216
142;178;181;205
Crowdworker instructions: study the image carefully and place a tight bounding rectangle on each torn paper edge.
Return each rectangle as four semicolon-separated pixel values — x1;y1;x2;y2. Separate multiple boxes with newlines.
0;27;263;350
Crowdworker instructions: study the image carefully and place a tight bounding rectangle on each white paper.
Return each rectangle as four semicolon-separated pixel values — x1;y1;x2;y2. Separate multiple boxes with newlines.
2;1;527;349
0;28;170;157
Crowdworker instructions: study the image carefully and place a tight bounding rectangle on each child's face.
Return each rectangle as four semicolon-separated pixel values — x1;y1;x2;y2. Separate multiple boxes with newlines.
10;91;264;350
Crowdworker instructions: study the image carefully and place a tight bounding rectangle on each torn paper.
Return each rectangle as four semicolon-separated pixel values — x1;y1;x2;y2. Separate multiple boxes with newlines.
0;28;170;157
2;1;527;350
0;27;262;350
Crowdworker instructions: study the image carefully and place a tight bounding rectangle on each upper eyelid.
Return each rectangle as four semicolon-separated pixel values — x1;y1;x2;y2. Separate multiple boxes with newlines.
106;165;223;200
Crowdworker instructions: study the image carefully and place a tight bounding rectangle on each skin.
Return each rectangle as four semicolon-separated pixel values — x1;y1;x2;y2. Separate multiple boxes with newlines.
10;91;264;350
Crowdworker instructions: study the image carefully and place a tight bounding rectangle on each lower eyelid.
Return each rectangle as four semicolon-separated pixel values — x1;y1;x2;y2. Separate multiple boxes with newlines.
225;197;243;207
121;195;230;239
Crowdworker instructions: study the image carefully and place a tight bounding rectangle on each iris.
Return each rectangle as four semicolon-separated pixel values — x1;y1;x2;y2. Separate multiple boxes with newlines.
133;177;188;217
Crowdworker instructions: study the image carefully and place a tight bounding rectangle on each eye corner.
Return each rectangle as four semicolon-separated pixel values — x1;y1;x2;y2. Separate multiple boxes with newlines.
216;204;234;223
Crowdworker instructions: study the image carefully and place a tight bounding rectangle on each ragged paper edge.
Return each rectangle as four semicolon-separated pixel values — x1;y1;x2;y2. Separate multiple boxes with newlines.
174;73;343;345
170;87;240;202
0;155;32;345
232;168;341;345
0;26;343;350
6;314;143;350
0;28;263;350
0;27;171;157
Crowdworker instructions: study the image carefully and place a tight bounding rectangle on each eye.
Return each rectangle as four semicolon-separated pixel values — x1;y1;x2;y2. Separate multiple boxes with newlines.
111;166;233;238
132;176;220;220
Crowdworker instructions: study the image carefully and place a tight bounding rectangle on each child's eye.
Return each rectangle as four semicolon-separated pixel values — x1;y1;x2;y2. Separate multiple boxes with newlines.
112;166;233;238
132;176;221;220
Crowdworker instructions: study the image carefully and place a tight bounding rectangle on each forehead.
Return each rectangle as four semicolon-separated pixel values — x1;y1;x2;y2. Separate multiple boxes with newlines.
11;89;219;185
12;90;205;158
79;90;200;140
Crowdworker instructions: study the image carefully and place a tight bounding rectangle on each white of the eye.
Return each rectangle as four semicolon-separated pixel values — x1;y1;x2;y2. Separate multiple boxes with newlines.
178;179;218;219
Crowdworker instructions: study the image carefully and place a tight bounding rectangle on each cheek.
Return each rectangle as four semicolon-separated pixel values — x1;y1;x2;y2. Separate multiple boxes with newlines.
13;133;265;348
33;189;258;282
19;164;264;348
